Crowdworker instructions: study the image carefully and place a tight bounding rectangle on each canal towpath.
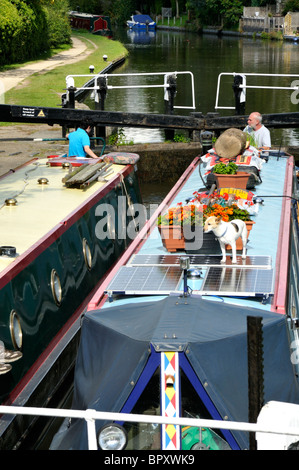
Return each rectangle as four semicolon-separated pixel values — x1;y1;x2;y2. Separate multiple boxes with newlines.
0;36;96;175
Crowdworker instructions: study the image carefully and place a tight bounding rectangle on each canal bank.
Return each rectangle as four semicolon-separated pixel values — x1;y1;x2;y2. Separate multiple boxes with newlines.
106;141;202;183
0;121;298;182
0;123;202;182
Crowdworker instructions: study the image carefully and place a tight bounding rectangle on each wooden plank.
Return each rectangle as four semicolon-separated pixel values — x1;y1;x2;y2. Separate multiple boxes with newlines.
65;162;105;186
0;104;298;133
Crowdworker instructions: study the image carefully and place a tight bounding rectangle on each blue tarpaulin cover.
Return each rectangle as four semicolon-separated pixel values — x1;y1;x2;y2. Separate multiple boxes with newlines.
132;14;154;24
50;295;299;450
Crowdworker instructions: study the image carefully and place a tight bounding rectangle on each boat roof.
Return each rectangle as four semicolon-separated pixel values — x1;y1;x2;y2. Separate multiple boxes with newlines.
130;14;155;23
88;150;294;316
51;150;299;450
0;157;125;279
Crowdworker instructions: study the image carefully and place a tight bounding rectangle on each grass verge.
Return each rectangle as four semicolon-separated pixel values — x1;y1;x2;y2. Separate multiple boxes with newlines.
4;30;128;110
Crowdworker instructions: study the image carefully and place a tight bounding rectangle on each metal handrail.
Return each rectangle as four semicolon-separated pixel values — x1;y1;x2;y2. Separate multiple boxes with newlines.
215;72;299;110
1;404;299;450
66;71;196;110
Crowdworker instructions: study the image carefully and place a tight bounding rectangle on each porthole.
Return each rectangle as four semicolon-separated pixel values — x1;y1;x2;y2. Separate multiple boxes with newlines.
83;238;92;270
10;310;23;350
51;269;62;306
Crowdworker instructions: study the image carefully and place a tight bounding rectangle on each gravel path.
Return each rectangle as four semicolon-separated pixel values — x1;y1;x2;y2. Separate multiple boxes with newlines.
0;36;95;176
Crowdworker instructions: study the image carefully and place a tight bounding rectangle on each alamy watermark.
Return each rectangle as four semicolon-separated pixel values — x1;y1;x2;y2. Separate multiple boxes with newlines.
94;196;204;250
291;80;299;105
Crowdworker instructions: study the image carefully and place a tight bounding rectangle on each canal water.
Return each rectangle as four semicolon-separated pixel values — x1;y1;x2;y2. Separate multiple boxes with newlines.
99;27;299;147
87;28;299;203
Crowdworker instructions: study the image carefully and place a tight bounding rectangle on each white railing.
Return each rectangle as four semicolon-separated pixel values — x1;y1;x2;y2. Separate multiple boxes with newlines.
1;404;299;450
66;71;196;110
215;72;299;110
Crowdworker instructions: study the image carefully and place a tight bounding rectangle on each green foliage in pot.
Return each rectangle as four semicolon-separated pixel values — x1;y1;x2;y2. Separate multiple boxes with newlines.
213;162;238;174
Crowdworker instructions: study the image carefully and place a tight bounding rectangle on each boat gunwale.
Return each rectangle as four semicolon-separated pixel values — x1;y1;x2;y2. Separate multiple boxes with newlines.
272;155;294;314
0;157;39;182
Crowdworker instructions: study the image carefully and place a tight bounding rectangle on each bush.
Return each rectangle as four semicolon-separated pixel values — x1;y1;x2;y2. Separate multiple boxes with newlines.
282;0;299;15
0;0;71;67
0;1;21;66
44;0;72;48
0;0;48;66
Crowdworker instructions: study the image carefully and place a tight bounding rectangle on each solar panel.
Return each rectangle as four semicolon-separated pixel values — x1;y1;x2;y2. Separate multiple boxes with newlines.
200;267;274;297
128;254;272;269
105;263;274;298
105;265;183;295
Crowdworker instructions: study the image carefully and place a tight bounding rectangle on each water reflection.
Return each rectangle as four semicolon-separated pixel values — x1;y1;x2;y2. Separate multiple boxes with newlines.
87;28;299;146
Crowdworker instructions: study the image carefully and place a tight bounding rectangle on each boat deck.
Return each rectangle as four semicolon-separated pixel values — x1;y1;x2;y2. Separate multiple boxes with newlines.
99;151;293;315
0;157;124;274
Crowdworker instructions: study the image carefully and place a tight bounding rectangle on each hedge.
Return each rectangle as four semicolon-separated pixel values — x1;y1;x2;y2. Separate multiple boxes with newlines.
0;0;71;67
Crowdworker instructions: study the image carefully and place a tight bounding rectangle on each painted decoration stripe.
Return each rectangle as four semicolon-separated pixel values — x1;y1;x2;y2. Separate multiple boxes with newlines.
161;351;180;450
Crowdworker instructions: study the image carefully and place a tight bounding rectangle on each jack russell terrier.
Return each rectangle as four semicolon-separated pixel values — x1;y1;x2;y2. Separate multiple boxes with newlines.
204;216;247;263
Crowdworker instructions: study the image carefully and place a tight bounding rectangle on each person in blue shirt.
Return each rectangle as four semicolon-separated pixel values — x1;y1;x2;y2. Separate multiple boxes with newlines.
67;121;99;158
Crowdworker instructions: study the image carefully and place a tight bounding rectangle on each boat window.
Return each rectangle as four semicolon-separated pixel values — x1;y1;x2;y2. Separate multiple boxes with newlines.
122;367;230;450
9;310;23;350
180;370;230;450
82;238;92;270
50;269;62;306
124;368;161;450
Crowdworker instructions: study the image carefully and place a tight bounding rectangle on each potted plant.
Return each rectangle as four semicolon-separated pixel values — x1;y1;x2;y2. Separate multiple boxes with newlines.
157;204;202;252
213;162;250;190
157;191;256;253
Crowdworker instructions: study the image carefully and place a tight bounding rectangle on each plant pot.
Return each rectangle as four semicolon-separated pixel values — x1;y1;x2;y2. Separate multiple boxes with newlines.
226;220;255;251
214;172;250;190
158;225;185;252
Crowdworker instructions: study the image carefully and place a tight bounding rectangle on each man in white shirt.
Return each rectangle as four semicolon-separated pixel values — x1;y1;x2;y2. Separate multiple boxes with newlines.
243;112;271;149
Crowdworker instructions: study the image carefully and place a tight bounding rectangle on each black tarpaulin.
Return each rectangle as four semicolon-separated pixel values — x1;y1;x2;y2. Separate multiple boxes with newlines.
50;295;299;450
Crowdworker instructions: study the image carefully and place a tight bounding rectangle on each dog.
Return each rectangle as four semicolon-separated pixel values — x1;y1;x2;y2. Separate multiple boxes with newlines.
204;216;247;263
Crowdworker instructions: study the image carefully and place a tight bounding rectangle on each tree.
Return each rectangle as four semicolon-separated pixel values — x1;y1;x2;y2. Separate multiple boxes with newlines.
220;0;243;27
282;0;299;14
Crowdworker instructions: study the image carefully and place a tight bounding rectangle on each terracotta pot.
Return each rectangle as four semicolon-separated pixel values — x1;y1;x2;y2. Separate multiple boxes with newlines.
158;225;185;252
214;172;249;190
226;220;255;251
158;226;224;254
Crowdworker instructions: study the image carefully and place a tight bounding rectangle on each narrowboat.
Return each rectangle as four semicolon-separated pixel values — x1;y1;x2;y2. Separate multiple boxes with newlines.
51;144;299;451
127;15;156;31
0;151;142;448
69;11;113;37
